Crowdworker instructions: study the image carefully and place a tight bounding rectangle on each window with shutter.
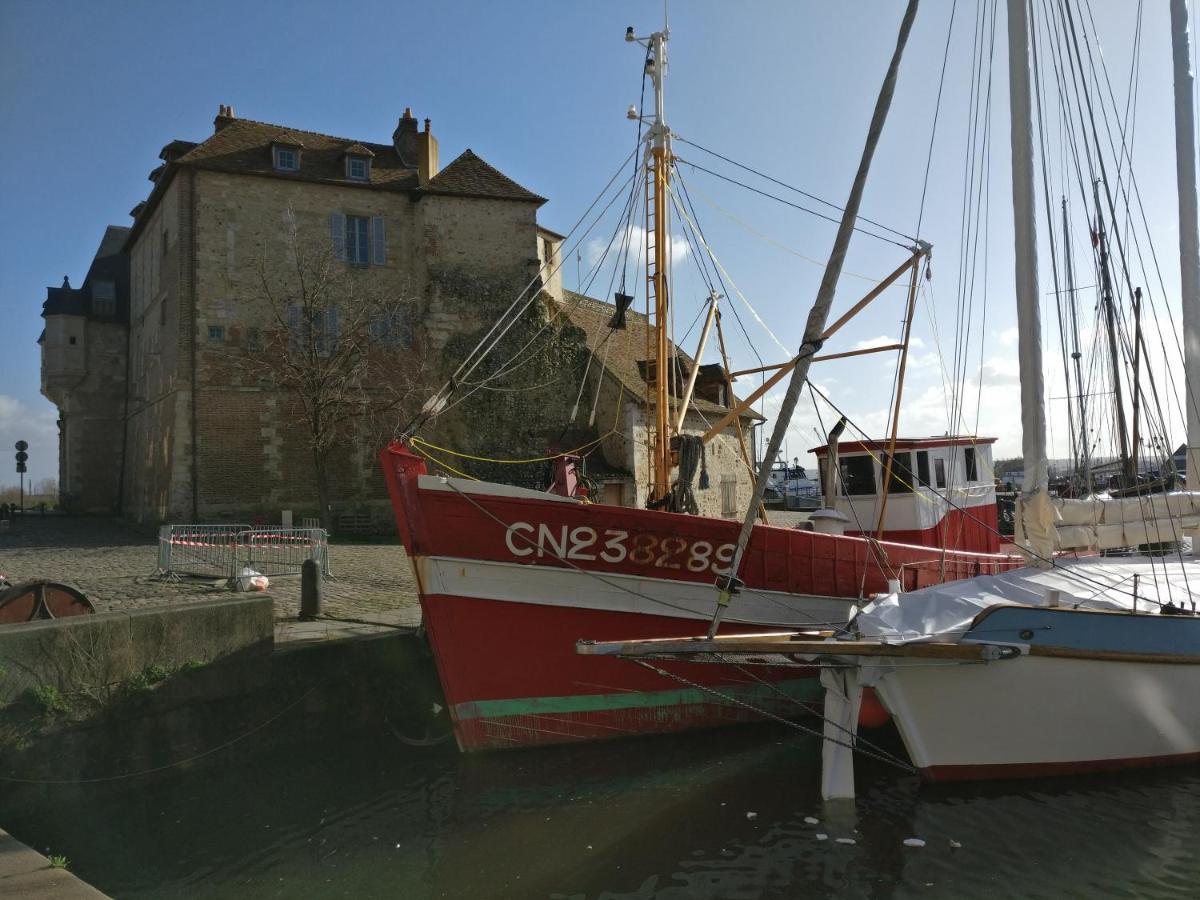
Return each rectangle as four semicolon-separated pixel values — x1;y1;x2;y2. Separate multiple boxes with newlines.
287;302;301;351
330;213;346;260
325;306;340;352
372;216;386;265
345;215;369;265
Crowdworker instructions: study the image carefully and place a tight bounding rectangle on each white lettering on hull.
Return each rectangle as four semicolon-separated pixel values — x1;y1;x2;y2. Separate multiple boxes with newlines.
502;521;736;575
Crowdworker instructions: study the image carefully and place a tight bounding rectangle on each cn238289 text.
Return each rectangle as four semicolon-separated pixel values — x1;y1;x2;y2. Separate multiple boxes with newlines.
504;522;736;574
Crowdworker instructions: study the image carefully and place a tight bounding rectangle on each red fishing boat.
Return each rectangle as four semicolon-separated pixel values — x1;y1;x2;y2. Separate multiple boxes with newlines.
382;20;1022;752
382;437;1019;752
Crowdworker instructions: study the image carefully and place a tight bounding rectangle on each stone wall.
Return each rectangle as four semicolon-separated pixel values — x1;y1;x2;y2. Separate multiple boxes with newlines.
0;596;274;706
124;174;191;523
589;368;760;517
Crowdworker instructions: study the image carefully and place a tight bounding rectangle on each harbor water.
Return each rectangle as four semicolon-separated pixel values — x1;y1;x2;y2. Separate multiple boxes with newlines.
3;721;1198;899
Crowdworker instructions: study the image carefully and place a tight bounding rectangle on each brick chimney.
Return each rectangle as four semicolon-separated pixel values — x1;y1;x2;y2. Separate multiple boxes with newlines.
417;117;440;185
214;104;237;131
393;107;419;167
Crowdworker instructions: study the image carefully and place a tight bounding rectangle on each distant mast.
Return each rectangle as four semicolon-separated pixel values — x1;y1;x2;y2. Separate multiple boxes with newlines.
1006;0;1052;562
628;23;674;503
1170;0;1200;491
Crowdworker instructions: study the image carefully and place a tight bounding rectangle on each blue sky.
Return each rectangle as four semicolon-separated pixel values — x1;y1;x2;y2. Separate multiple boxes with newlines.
0;0;1190;488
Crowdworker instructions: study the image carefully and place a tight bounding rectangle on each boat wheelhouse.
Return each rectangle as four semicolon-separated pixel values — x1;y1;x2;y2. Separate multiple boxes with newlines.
812;436;1001;554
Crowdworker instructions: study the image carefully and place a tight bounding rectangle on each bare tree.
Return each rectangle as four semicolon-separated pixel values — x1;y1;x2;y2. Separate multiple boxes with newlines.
230;211;429;528
33;478;58;497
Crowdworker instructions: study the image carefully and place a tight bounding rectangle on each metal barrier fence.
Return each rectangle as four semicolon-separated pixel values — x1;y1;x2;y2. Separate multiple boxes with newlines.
157;524;330;582
157;524;251;580
239;528;331;578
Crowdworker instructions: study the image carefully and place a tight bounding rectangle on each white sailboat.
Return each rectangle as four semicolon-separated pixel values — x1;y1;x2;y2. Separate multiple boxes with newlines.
580;0;1200;792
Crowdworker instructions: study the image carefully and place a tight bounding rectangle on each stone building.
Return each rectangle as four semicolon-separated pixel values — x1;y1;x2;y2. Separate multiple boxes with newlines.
39;106;762;528
39;226;131;513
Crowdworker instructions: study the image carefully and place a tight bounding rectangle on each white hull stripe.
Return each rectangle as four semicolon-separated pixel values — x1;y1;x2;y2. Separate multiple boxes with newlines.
415;555;855;627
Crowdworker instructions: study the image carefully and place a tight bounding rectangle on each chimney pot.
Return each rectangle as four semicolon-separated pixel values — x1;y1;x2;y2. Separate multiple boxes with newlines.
393;107;420;165
424;118;431;133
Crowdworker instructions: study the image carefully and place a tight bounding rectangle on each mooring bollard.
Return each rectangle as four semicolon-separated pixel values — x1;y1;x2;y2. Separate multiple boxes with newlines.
300;558;323;621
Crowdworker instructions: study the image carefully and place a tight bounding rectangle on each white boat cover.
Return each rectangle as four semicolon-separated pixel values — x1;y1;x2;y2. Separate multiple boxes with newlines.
854;555;1200;642
1049;493;1200;551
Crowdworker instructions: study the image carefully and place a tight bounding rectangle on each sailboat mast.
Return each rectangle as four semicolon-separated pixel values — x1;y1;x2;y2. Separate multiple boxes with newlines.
1063;197;1092;492
1170;0;1200;492
705;0;922;638
1092;183;1134;482
645;27;673;501
1007;0;1052;561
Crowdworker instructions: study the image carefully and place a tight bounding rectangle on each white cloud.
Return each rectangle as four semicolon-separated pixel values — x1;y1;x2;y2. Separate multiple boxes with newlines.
997;326;1019;347
0;394;59;488
976;357;1022;386
583;224;690;272
851;335;927;352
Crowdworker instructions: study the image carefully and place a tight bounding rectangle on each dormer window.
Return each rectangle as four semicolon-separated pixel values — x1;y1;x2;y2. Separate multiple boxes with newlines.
92;280;116;317
274;146;299;172
342;144;374;182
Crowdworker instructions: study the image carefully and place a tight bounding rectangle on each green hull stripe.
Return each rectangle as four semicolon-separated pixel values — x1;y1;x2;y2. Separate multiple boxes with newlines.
453;678;822;722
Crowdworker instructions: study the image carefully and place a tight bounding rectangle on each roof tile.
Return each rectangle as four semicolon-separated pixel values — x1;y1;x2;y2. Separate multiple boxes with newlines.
423;149;545;203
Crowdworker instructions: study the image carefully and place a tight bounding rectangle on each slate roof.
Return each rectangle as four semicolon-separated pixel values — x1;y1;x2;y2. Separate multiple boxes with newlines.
42;226;131;322
127;114;546;248
422;149;545;203
173;118;419;191
560;291;762;422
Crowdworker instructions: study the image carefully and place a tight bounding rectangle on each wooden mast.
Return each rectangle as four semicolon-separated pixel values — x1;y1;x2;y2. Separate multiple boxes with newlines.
1063;196;1093;493
1092;182;1134;483
634;24;674;503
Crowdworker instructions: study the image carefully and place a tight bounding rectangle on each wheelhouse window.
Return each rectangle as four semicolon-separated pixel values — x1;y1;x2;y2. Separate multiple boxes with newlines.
839;455;876;496
916;450;931;487
934;456;947;489
964;446;978;482
881;451;914;494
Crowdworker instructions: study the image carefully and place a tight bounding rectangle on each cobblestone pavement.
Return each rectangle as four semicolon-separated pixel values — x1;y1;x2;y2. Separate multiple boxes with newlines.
0;515;422;636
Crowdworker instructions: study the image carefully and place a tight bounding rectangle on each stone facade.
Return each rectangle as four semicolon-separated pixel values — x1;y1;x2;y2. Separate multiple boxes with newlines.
39;227;131;514
41;106;762;528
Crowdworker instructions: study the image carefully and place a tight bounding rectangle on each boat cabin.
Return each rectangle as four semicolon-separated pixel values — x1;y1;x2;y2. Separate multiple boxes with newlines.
810;436;1000;554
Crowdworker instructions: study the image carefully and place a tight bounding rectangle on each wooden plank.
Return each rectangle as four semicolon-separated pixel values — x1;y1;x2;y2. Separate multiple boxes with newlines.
1027;644;1200;665
577;636;997;660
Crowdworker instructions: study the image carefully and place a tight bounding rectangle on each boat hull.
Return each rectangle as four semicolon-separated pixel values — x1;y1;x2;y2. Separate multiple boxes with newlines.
381;443;1022;751
421;587;825;751
876;655;1200;781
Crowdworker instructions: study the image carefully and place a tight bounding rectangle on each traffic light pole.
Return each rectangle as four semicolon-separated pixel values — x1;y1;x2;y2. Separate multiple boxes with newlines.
14;440;28;515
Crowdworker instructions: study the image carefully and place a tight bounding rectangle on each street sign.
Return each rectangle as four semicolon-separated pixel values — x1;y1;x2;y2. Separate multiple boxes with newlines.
14;441;27;508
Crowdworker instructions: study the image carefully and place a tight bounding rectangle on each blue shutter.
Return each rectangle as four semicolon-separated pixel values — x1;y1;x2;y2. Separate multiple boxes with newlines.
287;303;301;351
372;216;386;266
331;212;346;260
326;305;340;352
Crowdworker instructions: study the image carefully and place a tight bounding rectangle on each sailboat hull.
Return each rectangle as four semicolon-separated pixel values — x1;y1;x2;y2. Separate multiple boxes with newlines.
877;654;1200;781
382;442;1022;751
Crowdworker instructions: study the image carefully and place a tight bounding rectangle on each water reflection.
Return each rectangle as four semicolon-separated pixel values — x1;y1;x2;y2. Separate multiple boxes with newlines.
3;724;1198;899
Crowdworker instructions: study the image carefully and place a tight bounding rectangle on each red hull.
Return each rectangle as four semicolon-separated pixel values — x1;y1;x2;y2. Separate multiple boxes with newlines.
847;503;1001;554
423;591;823;751
381;443;1023;752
